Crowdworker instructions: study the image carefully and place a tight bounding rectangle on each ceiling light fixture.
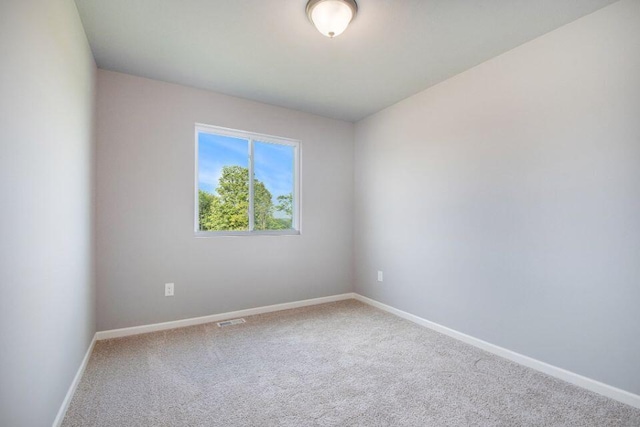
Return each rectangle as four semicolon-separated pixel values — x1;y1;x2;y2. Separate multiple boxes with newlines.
306;0;358;38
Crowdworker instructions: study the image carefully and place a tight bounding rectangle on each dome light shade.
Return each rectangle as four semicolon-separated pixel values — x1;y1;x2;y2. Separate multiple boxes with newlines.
306;0;357;38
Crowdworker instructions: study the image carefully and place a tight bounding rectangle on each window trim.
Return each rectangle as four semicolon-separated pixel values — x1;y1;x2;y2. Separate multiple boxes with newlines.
194;123;301;237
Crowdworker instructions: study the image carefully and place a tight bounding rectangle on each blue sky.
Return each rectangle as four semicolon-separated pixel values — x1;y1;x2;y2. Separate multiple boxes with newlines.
198;133;294;203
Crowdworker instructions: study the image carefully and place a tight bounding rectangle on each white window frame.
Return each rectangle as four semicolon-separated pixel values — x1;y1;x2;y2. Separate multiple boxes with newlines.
194;123;301;237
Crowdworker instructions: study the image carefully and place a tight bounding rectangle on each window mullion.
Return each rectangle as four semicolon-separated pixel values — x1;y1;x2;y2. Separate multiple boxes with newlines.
248;139;255;231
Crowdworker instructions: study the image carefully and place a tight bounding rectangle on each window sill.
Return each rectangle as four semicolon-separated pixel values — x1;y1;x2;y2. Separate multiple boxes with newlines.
194;229;301;238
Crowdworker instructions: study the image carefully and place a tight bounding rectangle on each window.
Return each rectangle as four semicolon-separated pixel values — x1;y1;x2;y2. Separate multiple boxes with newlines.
195;124;300;235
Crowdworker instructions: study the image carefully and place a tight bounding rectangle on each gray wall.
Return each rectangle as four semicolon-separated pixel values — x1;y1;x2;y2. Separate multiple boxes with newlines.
354;0;640;395
95;70;354;331
0;1;97;426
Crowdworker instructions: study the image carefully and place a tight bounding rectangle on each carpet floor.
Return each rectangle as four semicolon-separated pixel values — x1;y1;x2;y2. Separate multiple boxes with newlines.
62;300;640;426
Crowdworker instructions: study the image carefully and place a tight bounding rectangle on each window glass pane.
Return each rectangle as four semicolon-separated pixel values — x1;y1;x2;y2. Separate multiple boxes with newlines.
198;133;249;231
253;141;295;230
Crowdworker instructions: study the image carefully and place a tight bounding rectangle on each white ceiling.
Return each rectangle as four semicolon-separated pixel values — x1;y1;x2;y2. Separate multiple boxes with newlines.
75;0;617;122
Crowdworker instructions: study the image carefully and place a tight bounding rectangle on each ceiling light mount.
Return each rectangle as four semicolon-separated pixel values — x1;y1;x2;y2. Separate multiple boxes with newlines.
306;0;358;38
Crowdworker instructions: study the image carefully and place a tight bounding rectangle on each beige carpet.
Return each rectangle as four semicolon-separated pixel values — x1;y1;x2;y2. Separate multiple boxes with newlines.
62;300;640;426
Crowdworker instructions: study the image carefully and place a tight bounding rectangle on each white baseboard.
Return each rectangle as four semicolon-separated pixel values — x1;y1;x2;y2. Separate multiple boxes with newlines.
52;334;97;427
59;291;638;424
352;293;640;409
96;293;357;340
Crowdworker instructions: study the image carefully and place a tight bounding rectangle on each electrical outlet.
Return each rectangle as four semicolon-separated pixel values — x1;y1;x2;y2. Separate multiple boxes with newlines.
165;283;174;297
377;271;383;282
